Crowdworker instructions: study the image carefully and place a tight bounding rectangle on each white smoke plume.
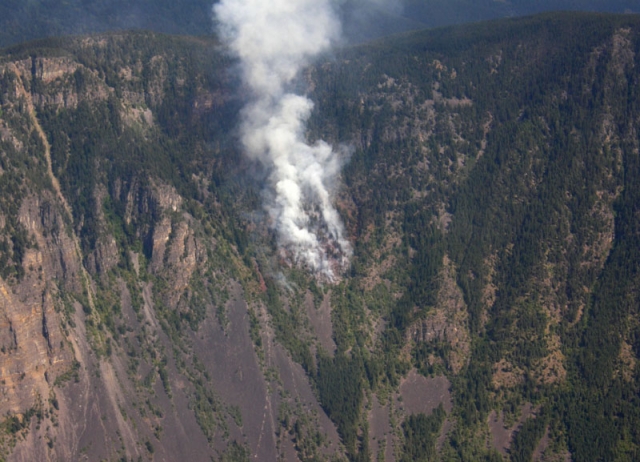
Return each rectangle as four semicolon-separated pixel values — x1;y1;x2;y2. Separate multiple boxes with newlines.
214;0;351;278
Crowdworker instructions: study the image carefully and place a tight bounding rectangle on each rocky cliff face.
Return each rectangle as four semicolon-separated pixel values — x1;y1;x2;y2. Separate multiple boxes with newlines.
0;33;349;461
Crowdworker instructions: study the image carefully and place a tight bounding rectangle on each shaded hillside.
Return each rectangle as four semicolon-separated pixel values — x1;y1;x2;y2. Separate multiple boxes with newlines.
343;0;640;43
0;0;216;48
0;12;639;462
0;0;639;48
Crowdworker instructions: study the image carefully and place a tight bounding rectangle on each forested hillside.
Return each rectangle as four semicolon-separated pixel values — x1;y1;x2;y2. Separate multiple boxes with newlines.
308;12;640;461
0;11;638;461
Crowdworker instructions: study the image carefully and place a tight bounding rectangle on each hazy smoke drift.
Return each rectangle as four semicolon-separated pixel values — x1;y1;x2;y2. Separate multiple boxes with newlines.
214;0;351;277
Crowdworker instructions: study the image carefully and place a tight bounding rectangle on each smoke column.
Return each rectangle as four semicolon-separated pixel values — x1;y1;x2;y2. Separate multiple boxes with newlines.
214;0;351;278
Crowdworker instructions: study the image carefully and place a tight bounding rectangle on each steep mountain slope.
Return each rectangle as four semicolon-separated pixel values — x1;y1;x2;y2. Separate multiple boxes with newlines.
0;32;343;461
308;12;640;461
0;12;639;462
